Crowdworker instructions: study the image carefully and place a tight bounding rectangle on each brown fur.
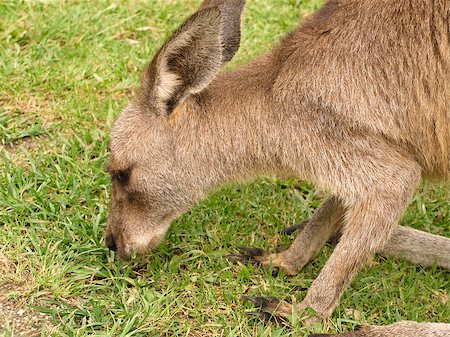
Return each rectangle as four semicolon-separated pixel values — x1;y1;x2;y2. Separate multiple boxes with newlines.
106;0;450;335
310;322;450;337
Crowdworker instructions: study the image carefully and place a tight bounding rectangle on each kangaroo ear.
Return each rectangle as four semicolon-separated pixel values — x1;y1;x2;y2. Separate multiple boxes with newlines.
141;0;246;116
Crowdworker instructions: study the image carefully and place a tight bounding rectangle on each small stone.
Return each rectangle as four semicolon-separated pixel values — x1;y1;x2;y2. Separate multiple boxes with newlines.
17;308;25;316
344;308;362;320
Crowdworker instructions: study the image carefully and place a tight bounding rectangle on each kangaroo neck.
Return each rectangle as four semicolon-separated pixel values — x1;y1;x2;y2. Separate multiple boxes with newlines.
173;57;288;197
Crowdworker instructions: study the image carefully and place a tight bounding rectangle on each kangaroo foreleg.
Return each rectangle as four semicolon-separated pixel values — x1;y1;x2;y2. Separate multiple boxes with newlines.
230;196;345;276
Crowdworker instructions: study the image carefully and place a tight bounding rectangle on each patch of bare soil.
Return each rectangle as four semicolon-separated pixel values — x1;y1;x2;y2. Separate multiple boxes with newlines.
0;95;56;166
1;95;57;128
0;283;56;336
0;259;55;336
1;134;49;154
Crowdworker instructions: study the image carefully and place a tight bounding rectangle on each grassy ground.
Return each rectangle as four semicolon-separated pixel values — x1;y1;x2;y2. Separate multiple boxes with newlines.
0;0;448;336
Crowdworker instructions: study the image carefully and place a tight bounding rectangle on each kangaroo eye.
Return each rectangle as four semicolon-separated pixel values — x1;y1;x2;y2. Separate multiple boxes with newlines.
116;171;129;183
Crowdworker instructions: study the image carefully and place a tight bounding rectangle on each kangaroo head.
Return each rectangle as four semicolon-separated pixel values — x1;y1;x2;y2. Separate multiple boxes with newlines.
105;0;246;260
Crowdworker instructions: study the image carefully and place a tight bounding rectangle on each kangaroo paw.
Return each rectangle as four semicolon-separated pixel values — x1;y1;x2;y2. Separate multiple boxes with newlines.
227;246;281;276
246;311;284;324
282;221;341;245
227;246;300;276
243;296;327;327
242;295;293;320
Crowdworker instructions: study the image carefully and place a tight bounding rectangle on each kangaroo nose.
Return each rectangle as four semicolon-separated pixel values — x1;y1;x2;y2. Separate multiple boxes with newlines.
105;233;117;251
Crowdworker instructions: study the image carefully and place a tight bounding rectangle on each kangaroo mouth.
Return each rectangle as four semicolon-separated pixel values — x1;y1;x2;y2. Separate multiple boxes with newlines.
105;225;169;261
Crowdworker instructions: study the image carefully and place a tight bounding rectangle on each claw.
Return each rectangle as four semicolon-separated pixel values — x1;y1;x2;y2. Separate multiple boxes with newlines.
243;295;290;324
271;267;279;277
242;295;264;307
226;254;251;263
246;311;287;324
236;246;266;256
242;295;281;309
282;221;308;235
229;248;279;276
246;311;274;322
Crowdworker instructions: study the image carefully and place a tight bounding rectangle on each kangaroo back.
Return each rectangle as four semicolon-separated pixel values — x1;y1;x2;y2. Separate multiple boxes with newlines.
272;0;450;178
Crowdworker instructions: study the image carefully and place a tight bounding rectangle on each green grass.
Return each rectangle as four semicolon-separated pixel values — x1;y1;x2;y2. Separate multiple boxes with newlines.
0;0;448;336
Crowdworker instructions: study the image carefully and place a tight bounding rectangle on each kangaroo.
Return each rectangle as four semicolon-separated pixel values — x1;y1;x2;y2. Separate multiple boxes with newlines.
105;0;450;335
